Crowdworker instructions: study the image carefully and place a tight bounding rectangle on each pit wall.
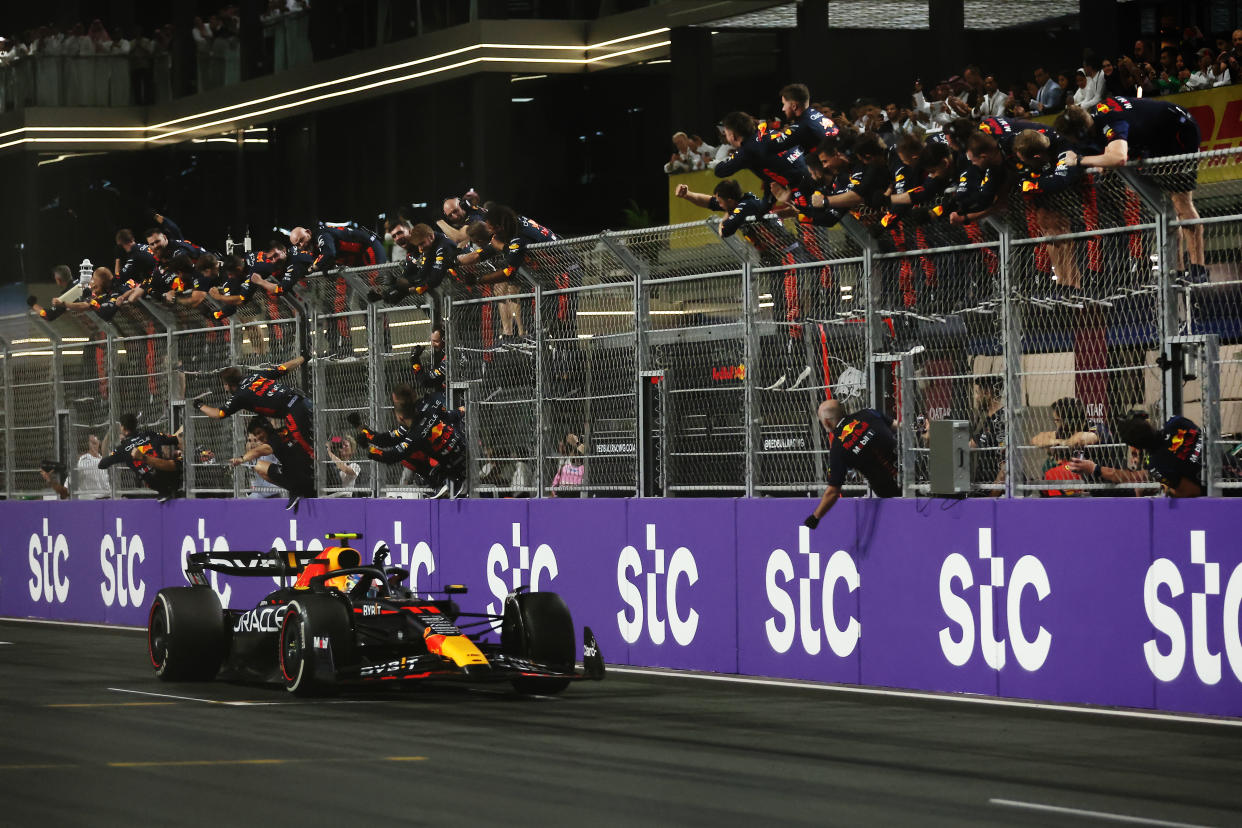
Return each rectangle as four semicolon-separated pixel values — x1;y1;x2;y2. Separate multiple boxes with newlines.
3;497;1239;717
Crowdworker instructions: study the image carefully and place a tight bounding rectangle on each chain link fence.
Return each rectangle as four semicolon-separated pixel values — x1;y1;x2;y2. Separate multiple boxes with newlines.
2;148;1240;500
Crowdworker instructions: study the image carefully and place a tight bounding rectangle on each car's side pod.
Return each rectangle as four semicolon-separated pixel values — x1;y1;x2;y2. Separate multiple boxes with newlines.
582;626;605;680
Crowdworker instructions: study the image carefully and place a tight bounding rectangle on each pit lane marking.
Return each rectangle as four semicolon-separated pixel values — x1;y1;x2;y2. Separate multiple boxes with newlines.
989;799;1213;827
607;667;1242;729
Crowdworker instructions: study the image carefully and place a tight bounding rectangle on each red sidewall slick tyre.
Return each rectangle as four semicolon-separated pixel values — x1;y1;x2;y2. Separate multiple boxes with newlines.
279;597;354;696
147;587;226;682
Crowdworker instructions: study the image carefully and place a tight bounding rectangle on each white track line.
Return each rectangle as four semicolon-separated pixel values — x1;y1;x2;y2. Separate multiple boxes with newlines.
607;666;1242;729
989;798;1214;827
108;687;223;705
1;617;144;631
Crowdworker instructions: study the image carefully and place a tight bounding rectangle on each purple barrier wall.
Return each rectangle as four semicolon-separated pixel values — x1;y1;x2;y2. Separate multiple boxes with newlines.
1;497;1239;717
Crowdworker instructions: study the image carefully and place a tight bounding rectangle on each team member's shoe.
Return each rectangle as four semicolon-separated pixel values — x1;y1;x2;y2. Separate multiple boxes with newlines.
431;482;451;500
285;494;301;513
786;366;813;391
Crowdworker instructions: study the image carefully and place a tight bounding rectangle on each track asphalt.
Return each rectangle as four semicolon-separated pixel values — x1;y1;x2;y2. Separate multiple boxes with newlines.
2;619;1240;827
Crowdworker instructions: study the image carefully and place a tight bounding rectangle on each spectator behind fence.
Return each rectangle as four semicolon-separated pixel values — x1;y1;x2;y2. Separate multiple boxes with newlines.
326;435;365;495
76;433;110;499
664;131;705;175
1029;66;1064;114
550;432;585;496
1068;411;1203;497
240;430;281;498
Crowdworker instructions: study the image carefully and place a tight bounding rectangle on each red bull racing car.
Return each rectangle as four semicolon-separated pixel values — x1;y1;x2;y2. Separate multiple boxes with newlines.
146;533;604;695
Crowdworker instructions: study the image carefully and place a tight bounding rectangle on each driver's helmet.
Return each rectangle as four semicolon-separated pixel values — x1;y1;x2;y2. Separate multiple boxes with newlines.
294;546;362;591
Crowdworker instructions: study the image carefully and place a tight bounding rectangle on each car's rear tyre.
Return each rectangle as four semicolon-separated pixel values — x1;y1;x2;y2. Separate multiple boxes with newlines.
279;595;355;696
502;591;574;695
147;587;226;681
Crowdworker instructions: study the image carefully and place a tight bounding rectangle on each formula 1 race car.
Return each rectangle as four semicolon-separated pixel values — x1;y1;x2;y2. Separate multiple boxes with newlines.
146;533;604;696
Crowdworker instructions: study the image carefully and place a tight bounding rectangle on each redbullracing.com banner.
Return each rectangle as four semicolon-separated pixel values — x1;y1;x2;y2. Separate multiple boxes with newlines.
1;497;1239;717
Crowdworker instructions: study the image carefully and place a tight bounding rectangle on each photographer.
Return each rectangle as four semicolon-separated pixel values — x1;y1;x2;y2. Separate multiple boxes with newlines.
1068;411;1204;498
326;434;365;495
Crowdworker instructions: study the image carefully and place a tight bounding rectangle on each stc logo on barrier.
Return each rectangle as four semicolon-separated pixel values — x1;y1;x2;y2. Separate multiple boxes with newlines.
617;524;699;646
486;523;558;628
180;518;232;607
766;526;859;657
100;517;146;609
1145;530;1242;685
372;521;435;598
28;518;70;604
939;528;1051;672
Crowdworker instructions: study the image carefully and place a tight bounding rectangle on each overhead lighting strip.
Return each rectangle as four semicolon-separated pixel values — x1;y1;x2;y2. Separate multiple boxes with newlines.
0;28;670;149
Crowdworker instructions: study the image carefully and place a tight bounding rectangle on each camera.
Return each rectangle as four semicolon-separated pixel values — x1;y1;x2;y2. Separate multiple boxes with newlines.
40;459;68;483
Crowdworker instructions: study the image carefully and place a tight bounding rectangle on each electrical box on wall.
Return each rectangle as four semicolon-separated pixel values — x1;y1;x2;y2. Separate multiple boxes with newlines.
929;420;970;497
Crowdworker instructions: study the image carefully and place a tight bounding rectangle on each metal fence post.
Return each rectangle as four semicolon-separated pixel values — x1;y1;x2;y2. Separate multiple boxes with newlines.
0;334;11;499
526;270;546;498
1168;334;1221;496
985;215;1020;499
28;314;65;473
105;327;119;499
600;231;649;497
1118;168;1179;422
741;258;757;498
840;216;882;409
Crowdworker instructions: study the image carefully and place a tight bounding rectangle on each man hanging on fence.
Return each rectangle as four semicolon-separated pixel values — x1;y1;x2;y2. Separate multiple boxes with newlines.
1067;410;1204;497
804;400;900;529
229;414;316;512
196;354;314;460
350;384;468;499
1056;97;1206;283
96;412;183;502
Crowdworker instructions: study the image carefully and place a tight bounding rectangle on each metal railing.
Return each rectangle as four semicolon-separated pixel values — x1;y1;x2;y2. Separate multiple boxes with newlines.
3;148;1240;499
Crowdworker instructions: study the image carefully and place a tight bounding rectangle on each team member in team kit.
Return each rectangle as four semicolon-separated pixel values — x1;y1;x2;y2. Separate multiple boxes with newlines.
714;110;810;191
196;355;315;459
230;415;317;512
96;413;183;502
353;385;468;498
674;179;769;237
768;83;838;155
1067;411;1204;497
804;400;900;529
1057;96;1206;282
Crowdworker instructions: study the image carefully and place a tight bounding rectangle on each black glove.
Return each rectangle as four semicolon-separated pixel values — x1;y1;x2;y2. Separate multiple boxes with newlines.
346;411;362;428
355;430;370;449
803;515;819;530
299;345;311;363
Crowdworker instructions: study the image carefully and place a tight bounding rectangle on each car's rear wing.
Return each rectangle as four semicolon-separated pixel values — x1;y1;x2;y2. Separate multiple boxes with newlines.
186;549;323;582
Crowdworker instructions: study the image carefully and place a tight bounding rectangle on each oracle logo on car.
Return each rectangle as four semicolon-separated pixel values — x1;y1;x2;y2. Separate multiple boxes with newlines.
28;517;70;604
1144;530;1242;686
765;526;859;657
939;528;1052;672
180;518;232;608
100;516;146;609
617;523;699;647
486;523;558;630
